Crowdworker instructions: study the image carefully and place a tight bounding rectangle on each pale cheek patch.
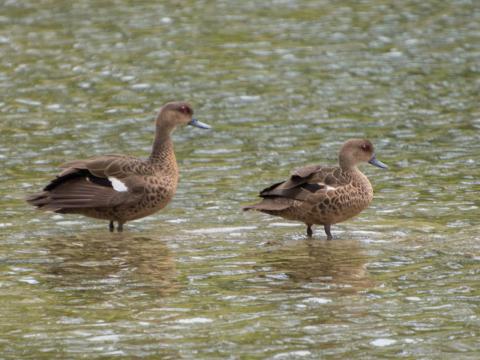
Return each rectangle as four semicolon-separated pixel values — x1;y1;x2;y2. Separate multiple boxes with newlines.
108;177;128;192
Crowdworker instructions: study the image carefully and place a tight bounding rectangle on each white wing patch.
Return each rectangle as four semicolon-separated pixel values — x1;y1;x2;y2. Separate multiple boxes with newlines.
318;183;336;191
108;177;128;192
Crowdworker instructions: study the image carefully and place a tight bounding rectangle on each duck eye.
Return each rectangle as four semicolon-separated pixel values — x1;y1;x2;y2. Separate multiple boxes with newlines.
361;144;371;152
179;105;190;115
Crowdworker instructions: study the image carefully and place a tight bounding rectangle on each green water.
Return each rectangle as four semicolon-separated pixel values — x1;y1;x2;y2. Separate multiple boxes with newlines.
1;0;479;358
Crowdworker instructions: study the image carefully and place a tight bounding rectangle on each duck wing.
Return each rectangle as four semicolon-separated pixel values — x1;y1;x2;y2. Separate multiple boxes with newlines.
27;155;147;211
259;165;346;202
243;165;347;212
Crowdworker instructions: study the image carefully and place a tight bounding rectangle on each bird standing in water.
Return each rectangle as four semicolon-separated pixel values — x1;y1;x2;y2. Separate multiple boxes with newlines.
244;139;387;239
27;101;211;232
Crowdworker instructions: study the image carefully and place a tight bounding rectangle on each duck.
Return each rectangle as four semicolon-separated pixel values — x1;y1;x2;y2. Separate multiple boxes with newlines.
243;139;387;239
27;101;211;232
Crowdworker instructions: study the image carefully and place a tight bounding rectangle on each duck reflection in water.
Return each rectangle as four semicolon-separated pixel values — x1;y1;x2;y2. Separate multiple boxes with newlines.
259;239;373;294
43;233;178;298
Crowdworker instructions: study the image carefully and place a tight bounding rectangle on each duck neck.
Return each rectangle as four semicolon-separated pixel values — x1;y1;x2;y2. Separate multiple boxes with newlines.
339;157;357;172
148;126;177;169
340;161;371;189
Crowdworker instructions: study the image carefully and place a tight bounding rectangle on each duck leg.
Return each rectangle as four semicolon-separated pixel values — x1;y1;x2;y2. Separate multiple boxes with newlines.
306;224;313;238
117;222;124;232
324;224;332;240
109;221;114;232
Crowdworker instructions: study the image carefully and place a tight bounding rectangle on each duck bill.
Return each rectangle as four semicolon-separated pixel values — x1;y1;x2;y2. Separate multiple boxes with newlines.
368;154;388;169
188;118;211;129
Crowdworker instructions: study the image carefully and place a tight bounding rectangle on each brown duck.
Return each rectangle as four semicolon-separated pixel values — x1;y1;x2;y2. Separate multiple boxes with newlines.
243;139;387;239
27;101;210;232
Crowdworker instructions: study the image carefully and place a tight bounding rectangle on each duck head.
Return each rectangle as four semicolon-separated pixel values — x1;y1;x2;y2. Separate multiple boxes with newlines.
339;139;388;170
156;101;211;133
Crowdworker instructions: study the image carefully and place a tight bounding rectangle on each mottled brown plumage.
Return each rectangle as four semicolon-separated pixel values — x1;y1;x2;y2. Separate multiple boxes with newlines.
27;101;211;232
244;139;387;239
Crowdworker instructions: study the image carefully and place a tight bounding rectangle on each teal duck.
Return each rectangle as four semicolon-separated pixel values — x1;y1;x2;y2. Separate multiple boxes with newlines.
27;101;210;232
244;139;387;239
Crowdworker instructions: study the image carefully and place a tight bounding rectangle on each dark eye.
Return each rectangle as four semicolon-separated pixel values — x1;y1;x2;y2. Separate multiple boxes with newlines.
179;105;190;114
361;143;371;152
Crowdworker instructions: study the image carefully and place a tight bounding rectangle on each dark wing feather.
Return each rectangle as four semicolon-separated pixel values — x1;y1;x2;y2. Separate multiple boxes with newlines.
292;164;323;179
300;183;324;192
260;184;319;201
44;169;90;191
259;181;286;196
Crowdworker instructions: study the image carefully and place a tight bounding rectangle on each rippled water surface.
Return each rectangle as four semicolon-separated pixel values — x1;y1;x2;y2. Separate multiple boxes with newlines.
1;0;479;358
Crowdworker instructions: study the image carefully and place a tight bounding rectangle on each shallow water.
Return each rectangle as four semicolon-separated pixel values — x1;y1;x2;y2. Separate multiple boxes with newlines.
1;0;480;358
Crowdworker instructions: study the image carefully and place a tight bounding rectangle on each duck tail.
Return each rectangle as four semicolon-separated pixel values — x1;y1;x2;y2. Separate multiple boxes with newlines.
26;191;49;208
26;191;64;212
242;198;292;212
242;204;258;211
